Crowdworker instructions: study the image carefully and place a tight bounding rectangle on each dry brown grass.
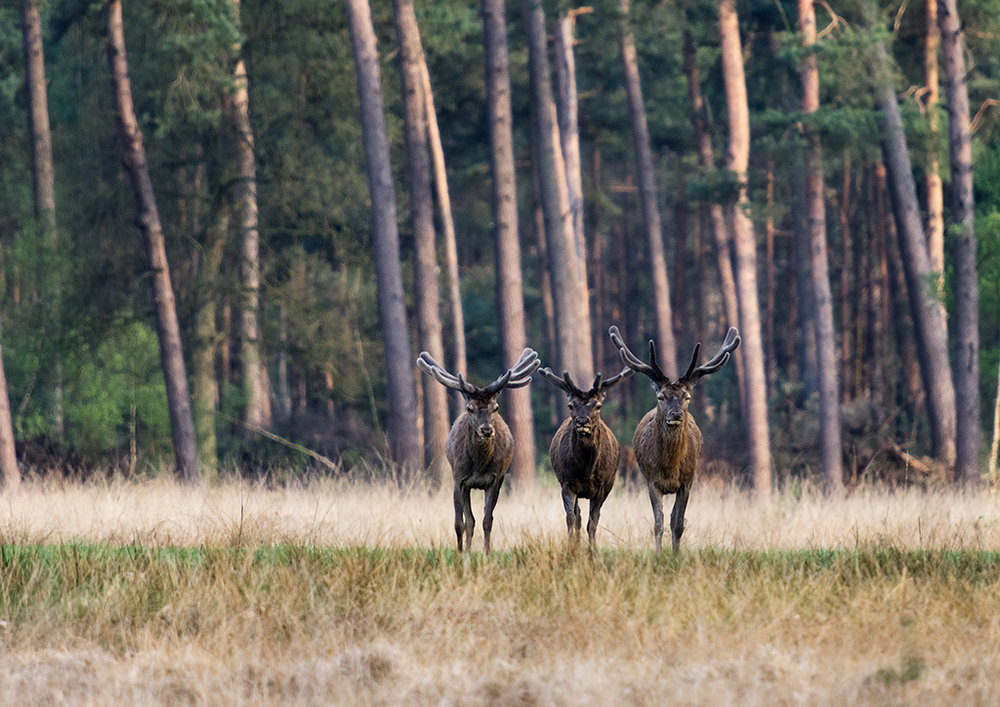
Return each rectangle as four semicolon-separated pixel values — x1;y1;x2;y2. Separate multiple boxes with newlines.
1;475;1000;705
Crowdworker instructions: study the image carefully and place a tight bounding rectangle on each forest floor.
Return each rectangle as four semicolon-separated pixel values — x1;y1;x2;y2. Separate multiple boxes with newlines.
1;475;999;705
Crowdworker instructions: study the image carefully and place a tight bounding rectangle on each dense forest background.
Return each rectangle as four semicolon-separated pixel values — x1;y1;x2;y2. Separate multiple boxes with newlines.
0;0;997;490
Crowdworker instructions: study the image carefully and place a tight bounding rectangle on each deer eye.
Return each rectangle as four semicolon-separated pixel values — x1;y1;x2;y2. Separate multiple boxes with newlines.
684;392;692;401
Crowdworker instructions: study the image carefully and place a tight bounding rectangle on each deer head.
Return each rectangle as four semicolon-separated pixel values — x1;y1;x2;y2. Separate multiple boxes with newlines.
537;367;634;436
417;348;540;438
609;325;740;426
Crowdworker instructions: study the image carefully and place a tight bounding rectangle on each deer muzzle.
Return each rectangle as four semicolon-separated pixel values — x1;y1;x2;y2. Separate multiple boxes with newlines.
477;424;495;438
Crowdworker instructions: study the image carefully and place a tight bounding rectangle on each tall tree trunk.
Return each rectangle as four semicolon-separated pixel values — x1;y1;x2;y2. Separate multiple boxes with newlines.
227;0;271;433
871;37;957;467
682;29;743;396
418;61;467;420
193;199;228;477
106;0;199;484
483;0;537;489
393;0;450;483
718;0;772;494
346;0;422;474
619;0;677;376
799;0;843;493
521;0;592;382
924;0;945;276
0;338;19;490
22;0;63;440
939;0;980;487
554;9;588;307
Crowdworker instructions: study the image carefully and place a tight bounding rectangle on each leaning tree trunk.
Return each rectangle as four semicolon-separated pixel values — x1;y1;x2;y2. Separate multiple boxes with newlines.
799;0;843;494
393;0;450;484
418;61;467;420
521;0;592;382
871;37;957;468
106;0;199;484
718;0;772;495
939;0;980;487
619;0;677;377
346;0;422;475
228;0;272;433
483;0;537;489
682;28;744;406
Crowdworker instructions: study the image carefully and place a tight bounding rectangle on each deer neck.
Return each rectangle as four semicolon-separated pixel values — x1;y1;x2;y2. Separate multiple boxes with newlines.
656;411;688;458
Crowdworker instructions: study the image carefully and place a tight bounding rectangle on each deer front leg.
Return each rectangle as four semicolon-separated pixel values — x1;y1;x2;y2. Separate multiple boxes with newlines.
482;477;504;553
670;483;690;553
648;483;665;553
561;487;581;545
586;496;606;550
453;484;467;552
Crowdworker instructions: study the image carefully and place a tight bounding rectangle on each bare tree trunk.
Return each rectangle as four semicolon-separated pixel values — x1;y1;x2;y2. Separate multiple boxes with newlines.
521;0;592;382
393;0;450;483
619;0;677;376
22;0;63;441
939;0;980;487
554;9;588;309
346;0;422;474
0;338;19;490
718;0;772;495
871;36;957;467
990;355;1000;487
924;0;945;276
418;61;467;420
106;0;199;484
800;0;843;494
227;0;271;433
483;0;537;489
682;29;743;393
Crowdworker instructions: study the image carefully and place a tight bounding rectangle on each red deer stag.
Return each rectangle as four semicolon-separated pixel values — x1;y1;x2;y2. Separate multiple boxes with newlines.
537;366;633;549
609;325;740;553
417;348;540;553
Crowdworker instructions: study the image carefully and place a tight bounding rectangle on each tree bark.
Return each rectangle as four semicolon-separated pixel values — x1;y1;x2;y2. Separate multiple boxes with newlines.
393;0;450;483
718;0;772;494
799;0;843;493
483;0;537;489
228;0;272;433
0;338;19;490
106;0;200;484
871;37;957;467
619;0;677;377
346;0;422;475
521;0;592;382
418;61;467;420
939;0;980;487
924;0;945;276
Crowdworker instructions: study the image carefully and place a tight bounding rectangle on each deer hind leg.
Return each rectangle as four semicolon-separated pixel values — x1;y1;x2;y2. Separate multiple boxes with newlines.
670;483;690;553
648;483;665;553
453;484;466;552
455;485;475;553
561;488;581;544
482;477;504;553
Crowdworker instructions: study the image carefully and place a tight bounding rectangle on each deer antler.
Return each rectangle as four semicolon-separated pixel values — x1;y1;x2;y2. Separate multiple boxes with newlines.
482;348;540;395
678;327;740;384
608;325;668;384
417;351;477;395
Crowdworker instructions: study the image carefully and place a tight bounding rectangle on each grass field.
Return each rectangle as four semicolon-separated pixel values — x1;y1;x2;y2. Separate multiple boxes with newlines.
2;476;1000;705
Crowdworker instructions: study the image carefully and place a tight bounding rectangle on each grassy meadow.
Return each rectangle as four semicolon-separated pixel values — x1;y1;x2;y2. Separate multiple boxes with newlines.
2;476;1000;705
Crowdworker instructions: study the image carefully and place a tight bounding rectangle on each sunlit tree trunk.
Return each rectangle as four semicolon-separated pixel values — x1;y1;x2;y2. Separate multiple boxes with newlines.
418;61;467;420
718;0;772;494
799;0;843;493
871;36;957;467
393;0;449;484
924;0;945;277
346;0;421;474
521;0;592;382
682;29;743;399
106;0;199;484
227;0;271;433
619;0;677;376
939;0;980;487
0;338;19;490
483;0;537;489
